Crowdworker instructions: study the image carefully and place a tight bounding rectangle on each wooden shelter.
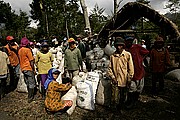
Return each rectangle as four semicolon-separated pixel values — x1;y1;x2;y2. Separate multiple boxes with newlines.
98;2;180;47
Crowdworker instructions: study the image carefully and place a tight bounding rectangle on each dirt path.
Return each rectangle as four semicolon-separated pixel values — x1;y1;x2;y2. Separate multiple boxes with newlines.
0;77;180;120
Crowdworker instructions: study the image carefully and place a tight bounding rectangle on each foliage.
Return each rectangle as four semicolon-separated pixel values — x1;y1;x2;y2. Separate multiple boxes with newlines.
89;4;108;34
30;0;85;40
166;0;180;13
0;1;31;43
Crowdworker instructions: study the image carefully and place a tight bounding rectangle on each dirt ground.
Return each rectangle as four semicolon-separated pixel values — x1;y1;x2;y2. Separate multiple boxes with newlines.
0;73;180;120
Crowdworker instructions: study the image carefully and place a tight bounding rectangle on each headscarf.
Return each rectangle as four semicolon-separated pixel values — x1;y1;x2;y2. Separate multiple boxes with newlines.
44;68;60;90
20;37;30;47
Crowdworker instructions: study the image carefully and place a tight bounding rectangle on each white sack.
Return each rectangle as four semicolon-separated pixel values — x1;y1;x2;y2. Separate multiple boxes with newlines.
61;86;77;115
76;81;94;110
16;71;28;93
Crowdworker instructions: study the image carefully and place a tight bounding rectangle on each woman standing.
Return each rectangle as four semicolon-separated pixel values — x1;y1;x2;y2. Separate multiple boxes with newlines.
35;41;54;99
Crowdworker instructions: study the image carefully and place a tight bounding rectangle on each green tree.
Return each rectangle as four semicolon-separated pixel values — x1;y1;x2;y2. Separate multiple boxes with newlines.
166;0;180;24
89;4;107;34
30;0;85;39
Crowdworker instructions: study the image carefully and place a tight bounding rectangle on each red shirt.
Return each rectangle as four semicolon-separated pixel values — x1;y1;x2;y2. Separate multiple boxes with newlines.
127;44;149;80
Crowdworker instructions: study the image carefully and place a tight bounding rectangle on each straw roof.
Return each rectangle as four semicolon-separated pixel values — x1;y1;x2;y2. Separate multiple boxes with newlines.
98;2;180;41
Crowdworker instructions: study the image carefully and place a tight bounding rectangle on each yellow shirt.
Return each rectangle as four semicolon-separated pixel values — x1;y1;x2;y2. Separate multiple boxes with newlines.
35;51;54;74
108;50;134;87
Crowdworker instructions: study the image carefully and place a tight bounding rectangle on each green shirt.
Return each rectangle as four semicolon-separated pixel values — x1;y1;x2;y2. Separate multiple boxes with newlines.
64;47;82;71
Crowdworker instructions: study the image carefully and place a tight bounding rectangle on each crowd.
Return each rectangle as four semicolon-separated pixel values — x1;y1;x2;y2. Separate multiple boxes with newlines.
0;34;171;115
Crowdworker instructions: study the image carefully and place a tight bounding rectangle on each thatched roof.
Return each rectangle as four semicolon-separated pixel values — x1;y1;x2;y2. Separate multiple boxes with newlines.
98;2;180;40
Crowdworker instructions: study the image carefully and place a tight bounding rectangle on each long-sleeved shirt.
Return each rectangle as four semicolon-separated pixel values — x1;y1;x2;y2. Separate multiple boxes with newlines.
45;81;71;112
108;50;134;87
150;47;170;73
0;51;10;75
64;47;82;71
127;44;149;80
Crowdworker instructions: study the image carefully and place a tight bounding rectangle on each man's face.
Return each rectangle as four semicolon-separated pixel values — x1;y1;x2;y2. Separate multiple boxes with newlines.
8;40;15;45
115;44;124;53
125;40;133;48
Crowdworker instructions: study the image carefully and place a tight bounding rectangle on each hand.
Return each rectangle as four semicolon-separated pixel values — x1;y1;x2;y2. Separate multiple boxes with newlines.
112;78;118;85
66;83;72;88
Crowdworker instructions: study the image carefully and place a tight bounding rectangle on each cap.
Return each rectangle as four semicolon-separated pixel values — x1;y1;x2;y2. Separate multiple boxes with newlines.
114;37;125;45
6;36;14;41
41;42;49;47
20;37;30;47
68;38;75;43
155;37;164;42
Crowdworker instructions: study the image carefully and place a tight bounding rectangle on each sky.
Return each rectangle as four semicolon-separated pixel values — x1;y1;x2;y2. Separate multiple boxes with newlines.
3;0;169;27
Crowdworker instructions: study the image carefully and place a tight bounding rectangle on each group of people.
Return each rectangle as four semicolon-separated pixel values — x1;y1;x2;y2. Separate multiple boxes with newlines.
0;35;84;114
0;34;171;115
108;36;170;111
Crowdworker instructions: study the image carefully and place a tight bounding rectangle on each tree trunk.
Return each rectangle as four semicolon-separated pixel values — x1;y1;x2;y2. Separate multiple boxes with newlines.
80;0;91;35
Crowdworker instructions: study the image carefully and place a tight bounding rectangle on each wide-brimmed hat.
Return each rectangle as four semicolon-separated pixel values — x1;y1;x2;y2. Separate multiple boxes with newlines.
114;37;125;45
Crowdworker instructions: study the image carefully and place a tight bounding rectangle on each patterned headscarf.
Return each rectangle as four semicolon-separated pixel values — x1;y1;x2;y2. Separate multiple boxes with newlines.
44;68;60;90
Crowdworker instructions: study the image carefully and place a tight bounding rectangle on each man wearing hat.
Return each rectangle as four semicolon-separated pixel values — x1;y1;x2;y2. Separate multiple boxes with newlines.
64;38;83;79
125;36;149;108
108;37;134;111
150;36;171;97
0;42;10;100
4;36;20;91
18;37;36;103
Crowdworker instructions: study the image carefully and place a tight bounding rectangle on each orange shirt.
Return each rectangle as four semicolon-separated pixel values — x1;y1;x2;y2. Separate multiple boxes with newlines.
18;47;34;71
5;44;19;66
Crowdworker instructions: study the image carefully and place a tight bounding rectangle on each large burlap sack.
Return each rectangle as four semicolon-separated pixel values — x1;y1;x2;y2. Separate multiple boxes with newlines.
61;86;77;115
96;78;111;106
76;81;94;110
165;69;180;81
16;71;28;93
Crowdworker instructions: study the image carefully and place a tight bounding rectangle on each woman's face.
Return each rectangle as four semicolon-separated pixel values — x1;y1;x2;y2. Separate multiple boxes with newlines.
52;73;59;79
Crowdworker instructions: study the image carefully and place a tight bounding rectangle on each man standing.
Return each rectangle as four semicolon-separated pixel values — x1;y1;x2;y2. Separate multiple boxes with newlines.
64;38;83;79
150;37;171;97
77;36;86;60
108;37;134;111
125;36;149;108
5;36;20;91
18;37;36;103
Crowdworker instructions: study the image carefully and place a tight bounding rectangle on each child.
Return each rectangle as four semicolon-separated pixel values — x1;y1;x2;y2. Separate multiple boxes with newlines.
108;37;134;110
44;68;72;114
0;42;10;100
35;41;54;99
150;37;171;96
